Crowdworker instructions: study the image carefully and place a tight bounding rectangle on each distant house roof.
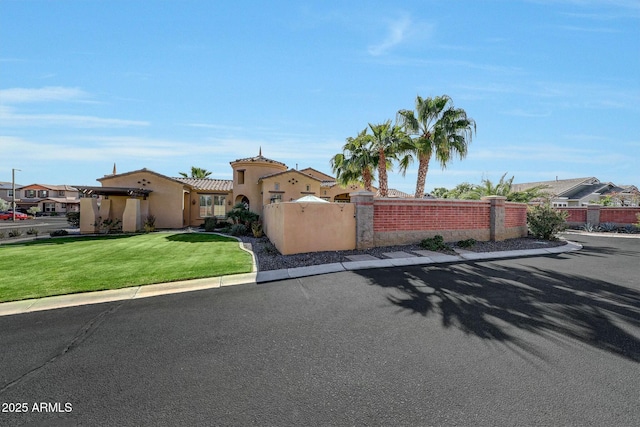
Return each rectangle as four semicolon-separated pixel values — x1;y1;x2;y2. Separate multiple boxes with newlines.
17;183;79;191
511;177;599;197
511;177;640;204
174;178;233;192
376;188;414;198
0;181;22;190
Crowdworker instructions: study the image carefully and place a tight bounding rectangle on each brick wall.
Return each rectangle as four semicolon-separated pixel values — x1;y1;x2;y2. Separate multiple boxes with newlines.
600;207;640;224
505;203;527;227
350;193;528;248
373;199;490;232
559;207;587;224
557;206;639;226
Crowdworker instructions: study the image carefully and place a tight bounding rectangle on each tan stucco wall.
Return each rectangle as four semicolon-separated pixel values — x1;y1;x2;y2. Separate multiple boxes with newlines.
99;171;187;229
321;182;366;202
79;198;99;234
263;202;356;255
260;172;322;207
122;198;142;232
230;160;287;216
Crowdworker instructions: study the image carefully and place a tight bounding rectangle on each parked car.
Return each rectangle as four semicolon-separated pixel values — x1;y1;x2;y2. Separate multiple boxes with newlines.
0;211;29;220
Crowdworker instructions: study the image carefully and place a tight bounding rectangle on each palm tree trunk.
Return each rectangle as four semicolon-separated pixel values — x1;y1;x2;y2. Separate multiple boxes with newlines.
362;168;373;192
377;149;388;197
414;154;430;198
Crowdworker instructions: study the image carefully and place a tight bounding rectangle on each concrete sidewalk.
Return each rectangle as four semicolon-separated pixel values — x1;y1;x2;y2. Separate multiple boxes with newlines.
0;241;583;317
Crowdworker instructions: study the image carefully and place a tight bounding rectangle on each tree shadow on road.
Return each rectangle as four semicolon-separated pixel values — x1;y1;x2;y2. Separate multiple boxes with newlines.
354;261;640;363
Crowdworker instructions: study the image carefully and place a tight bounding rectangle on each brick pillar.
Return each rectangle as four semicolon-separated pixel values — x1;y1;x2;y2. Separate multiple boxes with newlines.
482;196;507;241
586;204;601;225
350;191;375;249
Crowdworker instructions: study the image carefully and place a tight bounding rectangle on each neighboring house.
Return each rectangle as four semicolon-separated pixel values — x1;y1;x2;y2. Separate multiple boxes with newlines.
8;183;81;214
77;150;412;231
0;181;22;206
512;177;639;207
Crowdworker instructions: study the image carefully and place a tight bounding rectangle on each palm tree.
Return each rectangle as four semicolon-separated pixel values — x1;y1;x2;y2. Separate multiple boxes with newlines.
179;166;212;178
367;121;411;197
463;173;550;202
330;128;377;191
398;95;476;198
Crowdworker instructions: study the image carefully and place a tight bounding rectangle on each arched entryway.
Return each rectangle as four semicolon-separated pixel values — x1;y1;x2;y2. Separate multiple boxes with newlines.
333;193;351;203
235;195;250;210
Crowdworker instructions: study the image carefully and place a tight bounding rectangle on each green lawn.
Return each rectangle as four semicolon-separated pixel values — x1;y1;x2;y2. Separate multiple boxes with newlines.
0;233;253;302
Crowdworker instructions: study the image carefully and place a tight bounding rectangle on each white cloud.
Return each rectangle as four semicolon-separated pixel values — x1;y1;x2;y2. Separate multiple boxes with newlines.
367;14;415;56
0;106;148;128
369;16;411;56
0;86;89;104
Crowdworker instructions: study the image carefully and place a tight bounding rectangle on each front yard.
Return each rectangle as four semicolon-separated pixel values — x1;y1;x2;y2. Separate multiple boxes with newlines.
0;233;253;302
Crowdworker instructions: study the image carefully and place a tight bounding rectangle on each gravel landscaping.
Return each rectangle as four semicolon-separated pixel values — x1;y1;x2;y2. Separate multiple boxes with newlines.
238;235;567;271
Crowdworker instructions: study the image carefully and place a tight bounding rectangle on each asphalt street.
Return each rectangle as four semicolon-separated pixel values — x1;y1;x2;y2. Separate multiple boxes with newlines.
0;234;638;426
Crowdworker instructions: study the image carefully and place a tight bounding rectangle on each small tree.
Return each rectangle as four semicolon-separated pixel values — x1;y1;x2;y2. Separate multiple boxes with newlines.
0;199;10;211
66;211;80;228
527;203;568;240
28;206;41;216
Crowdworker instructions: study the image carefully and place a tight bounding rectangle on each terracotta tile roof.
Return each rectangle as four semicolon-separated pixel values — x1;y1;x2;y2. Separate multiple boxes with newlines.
174;178;233;192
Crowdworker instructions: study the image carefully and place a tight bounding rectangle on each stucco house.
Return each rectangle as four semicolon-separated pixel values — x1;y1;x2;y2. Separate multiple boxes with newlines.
76;150;375;233
512;177;639;207
0;183;81;214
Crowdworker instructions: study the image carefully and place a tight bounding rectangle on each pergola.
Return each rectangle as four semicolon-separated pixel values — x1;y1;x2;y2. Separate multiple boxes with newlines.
75;186;152;199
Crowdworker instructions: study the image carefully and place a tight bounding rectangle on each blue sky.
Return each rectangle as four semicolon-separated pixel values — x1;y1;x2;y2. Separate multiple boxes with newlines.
1;0;639;193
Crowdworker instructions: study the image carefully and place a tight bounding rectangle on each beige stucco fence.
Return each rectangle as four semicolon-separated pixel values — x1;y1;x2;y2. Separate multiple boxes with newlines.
262;202;356;255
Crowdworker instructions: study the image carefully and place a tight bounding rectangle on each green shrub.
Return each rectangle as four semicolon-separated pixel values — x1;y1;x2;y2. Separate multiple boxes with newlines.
230;223;248;236
94;217;122;234
420;235;447;251
527;204;568;240
26;228;39;236
251;221;263;238
599;222;616;232
0;231;5;239
8;229;23;238
144;214;157;233
203;216;217;232
227;203;259;226
50;229;69;237
66;211;80;228
457;238;476;248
